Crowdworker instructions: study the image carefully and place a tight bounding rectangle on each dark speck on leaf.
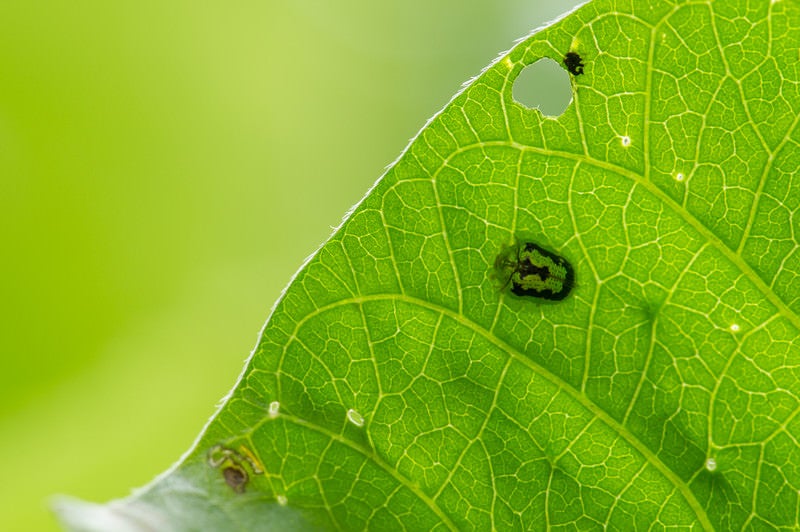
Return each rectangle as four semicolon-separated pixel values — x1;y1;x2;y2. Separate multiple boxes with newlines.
563;52;585;76
223;465;248;493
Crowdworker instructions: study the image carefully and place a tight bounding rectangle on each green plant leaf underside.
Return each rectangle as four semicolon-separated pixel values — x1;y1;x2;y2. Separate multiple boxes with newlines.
56;0;800;530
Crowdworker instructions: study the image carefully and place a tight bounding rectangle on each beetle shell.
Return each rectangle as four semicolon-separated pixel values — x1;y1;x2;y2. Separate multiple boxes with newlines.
495;241;575;301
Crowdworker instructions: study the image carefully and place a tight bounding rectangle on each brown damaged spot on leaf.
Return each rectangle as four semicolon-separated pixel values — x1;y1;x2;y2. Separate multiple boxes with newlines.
223;465;248;494
207;443;264;494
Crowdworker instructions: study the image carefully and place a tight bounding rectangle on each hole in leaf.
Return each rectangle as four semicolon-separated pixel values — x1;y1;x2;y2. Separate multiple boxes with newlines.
512;58;572;117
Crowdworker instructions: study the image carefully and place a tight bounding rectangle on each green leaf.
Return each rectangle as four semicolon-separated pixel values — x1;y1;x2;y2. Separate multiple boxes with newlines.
56;0;800;529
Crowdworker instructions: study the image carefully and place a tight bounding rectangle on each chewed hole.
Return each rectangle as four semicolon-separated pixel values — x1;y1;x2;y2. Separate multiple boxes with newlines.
512;58;572;117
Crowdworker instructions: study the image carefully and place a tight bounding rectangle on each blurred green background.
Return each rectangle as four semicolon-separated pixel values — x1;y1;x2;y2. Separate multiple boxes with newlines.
0;1;580;530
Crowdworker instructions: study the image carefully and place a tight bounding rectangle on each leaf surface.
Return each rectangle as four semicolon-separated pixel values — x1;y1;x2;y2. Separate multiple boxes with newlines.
57;0;800;529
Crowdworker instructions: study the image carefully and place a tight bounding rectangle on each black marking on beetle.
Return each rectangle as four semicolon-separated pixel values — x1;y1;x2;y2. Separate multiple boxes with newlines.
563;52;585;76
495;240;574;301
223;464;249;493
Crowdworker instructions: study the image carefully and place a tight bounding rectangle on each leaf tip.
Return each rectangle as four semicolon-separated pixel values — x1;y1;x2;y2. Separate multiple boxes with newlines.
51;494;167;532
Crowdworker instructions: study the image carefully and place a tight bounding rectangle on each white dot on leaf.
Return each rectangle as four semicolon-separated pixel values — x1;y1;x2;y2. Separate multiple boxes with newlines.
347;408;365;427
621;136;631;147
276;495;288;506
730;324;740;332
705;457;717;472
269;401;280;418
675;172;684;181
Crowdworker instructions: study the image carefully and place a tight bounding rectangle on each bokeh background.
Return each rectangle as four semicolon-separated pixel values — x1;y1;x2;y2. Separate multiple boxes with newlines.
0;1;582;529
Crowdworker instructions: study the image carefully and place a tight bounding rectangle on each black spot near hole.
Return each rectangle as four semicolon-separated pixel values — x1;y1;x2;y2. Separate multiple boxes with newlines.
563;52;585;76
512;57;572;117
